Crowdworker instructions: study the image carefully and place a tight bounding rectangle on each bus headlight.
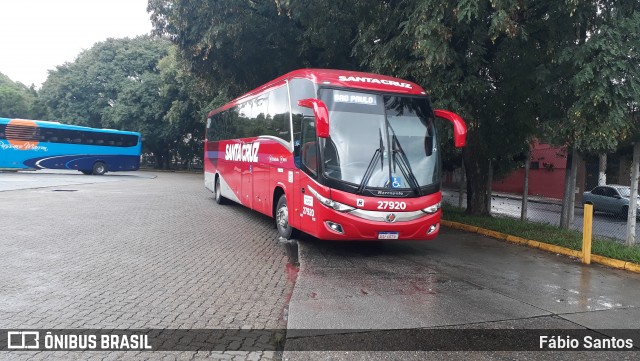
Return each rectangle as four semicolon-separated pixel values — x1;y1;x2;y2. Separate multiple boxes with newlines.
422;202;441;214
307;186;355;213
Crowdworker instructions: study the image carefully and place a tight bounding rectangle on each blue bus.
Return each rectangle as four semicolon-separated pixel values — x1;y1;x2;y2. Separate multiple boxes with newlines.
0;118;142;175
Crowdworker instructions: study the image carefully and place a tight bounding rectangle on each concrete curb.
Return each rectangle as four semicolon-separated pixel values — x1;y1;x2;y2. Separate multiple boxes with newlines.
441;219;640;274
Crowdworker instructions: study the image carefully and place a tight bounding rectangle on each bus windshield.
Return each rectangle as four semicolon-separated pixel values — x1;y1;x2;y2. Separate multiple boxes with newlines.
319;89;438;194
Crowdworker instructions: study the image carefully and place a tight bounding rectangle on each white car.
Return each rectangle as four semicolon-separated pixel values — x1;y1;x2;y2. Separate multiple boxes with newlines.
583;185;640;218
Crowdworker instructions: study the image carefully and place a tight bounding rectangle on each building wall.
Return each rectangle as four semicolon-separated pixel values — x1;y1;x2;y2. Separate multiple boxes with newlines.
492;167;567;199
492;141;567;200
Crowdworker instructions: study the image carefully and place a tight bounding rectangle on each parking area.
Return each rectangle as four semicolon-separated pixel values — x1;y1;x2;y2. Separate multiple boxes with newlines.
3;170;640;360
0;171;292;360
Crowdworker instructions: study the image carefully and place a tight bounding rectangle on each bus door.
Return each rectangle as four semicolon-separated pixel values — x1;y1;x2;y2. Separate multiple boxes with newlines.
297;116;320;235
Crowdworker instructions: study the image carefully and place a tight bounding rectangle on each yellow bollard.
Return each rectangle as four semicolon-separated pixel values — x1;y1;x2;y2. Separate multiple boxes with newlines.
582;204;593;264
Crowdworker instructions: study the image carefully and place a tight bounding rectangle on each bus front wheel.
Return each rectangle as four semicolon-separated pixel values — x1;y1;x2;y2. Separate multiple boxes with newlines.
276;195;298;240
92;162;107;175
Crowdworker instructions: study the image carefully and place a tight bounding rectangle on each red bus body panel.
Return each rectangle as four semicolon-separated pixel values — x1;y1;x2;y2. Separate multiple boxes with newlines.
205;69;464;241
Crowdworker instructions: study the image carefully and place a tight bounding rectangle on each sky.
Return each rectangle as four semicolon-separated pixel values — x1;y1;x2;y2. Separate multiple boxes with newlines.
0;0;153;88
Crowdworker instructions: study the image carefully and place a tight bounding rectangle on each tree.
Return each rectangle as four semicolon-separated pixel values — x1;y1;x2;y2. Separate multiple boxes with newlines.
538;1;640;228
354;0;546;215
147;0;363;96
148;0;302;96
148;0;640;216
103;47;213;169
0;72;44;119
40;36;172;127
0;86;29;118
40;36;210;168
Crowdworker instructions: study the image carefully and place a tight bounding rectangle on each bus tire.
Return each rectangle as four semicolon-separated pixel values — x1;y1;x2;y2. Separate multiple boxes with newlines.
92;162;107;175
215;176;227;205
276;194;298;240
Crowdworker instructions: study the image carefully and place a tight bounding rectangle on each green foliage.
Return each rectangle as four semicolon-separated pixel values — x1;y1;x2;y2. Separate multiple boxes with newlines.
0;72;45;119
147;0;362;96
40;36;171;128
39;36;209;168
540;1;640;153
146;0;640;211
148;0;302;96
0;86;29;118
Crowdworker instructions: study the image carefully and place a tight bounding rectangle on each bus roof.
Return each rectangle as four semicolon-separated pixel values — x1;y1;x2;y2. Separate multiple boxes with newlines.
0;117;140;136
208;69;427;117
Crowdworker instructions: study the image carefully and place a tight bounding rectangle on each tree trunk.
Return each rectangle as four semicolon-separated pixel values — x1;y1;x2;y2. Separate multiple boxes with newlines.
458;161;465;208
521;149;530;221
598;154;607;186
560;147;574;229
463;129;492;216
626;142;639;246
155;154;163;169
486;159;493;214
568;148;579;227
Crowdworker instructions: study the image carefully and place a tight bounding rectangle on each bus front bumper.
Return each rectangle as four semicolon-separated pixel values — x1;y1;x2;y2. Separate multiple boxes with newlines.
310;208;442;241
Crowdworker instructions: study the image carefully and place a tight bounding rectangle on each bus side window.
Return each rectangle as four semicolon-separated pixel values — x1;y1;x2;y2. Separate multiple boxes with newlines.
267;85;291;143
300;117;317;176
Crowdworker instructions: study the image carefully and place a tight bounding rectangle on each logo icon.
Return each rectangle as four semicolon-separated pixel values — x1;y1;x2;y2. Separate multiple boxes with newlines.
7;331;40;349
356;199;365;207
5;119;40;151
391;177;402;189
385;213;397;223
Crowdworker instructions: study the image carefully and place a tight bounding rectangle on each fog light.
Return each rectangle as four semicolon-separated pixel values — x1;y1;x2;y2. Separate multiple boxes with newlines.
325;221;344;234
427;223;439;235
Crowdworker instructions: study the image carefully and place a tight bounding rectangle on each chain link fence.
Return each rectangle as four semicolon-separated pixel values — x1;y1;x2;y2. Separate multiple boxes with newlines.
442;143;639;245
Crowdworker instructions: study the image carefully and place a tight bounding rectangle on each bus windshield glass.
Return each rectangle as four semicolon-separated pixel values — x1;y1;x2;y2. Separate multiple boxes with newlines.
319;89;438;194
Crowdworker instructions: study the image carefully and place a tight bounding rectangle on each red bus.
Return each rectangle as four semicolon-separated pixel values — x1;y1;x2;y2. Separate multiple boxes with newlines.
205;69;466;241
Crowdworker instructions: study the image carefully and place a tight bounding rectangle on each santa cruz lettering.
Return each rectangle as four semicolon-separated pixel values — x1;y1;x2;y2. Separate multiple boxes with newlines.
338;75;412;89
225;142;260;163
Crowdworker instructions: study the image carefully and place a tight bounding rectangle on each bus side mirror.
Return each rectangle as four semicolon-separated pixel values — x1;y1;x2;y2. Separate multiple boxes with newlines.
298;98;330;138
434;109;467;148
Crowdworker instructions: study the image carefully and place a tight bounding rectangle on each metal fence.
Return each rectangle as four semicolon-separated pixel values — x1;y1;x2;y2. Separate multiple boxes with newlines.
442;147;639;245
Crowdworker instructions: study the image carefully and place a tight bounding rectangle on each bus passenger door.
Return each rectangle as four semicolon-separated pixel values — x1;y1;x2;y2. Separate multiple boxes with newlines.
297;117;320;237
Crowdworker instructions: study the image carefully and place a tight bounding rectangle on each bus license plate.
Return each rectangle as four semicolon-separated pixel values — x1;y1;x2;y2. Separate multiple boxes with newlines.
378;232;399;240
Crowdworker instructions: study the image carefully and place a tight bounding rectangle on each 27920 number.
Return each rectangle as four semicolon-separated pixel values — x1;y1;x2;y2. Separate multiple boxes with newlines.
377;201;406;210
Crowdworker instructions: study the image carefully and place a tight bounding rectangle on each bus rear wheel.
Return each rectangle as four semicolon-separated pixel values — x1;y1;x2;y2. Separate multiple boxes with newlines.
215;176;227;205
276;195;298;239
92;162;107;175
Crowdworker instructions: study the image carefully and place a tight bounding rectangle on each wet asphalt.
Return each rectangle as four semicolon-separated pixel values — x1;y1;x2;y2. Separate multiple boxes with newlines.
284;229;640;359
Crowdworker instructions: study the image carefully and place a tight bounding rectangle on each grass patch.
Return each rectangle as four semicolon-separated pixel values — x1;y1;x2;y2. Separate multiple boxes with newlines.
442;205;640;265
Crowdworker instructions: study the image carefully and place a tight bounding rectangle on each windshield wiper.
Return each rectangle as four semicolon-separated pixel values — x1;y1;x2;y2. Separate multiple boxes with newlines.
357;128;385;194
391;131;423;196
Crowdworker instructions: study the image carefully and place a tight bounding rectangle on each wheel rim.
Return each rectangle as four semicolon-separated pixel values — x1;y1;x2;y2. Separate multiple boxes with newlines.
277;204;289;232
95;164;104;174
